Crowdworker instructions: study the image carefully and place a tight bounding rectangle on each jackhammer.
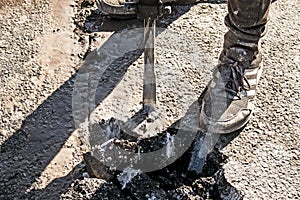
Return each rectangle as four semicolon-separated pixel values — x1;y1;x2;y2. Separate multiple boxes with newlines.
82;0;212;178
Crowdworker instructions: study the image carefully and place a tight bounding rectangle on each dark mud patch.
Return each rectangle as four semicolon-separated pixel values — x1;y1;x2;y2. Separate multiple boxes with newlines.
63;116;244;199
63;146;243;199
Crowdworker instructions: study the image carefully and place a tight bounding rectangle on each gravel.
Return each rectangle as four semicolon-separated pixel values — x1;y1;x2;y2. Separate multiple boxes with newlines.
0;0;299;199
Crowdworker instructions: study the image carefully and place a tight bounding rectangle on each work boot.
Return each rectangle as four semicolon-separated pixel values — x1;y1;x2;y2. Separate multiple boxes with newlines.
199;0;272;134
199;47;263;134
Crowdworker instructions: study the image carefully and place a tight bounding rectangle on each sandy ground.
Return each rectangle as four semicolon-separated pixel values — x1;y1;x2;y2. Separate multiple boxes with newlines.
0;0;299;199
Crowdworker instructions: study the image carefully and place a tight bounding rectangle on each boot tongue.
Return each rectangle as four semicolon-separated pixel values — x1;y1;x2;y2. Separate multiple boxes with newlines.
225;47;254;63
222;47;262;69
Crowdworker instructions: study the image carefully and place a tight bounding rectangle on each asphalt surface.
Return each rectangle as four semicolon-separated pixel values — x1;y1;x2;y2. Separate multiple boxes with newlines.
0;0;299;199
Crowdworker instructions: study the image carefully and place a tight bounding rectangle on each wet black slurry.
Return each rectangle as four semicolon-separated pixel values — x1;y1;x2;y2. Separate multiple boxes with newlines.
78;130;243;199
79;95;244;199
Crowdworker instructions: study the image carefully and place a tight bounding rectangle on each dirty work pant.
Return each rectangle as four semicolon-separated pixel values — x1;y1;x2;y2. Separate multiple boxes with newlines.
223;0;272;60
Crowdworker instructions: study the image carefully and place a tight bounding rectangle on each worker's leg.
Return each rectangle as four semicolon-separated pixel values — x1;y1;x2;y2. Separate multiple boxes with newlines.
223;0;271;56
200;0;272;134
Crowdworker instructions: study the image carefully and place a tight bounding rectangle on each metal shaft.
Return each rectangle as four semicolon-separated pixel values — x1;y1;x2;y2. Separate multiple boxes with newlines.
143;18;156;110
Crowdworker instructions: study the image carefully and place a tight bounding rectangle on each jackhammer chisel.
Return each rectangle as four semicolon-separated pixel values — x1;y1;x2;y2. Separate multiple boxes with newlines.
141;9;157;110
98;0;172;111
138;0;172;111
137;0;164;111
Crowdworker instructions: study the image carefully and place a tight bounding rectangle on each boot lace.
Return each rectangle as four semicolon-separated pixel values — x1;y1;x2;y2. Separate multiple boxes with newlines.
217;62;250;99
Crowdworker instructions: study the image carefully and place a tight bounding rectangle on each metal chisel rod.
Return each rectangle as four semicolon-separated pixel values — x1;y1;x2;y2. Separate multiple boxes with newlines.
143;18;156;111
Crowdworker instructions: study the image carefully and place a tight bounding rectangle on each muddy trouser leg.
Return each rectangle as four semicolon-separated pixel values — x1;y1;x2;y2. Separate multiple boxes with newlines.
221;0;272;62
